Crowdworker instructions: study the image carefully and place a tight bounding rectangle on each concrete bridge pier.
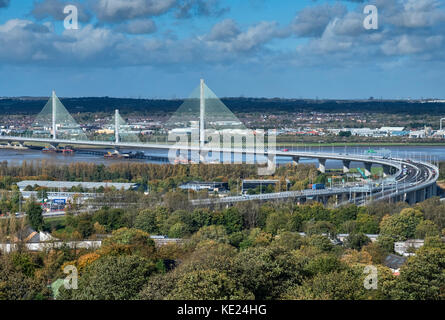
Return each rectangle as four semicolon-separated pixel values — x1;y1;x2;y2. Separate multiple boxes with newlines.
364;163;372;177
342;160;351;174
292;156;299;166
383;165;391;177
320;196;328;205
417;189;426;203
199;150;205;163
318;159;326;173
406;191;416;205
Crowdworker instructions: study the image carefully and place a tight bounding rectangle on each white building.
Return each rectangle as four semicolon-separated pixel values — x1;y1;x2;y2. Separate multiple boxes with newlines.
394;239;424;256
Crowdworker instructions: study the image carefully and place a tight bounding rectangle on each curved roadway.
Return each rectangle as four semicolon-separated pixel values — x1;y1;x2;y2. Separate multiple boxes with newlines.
0;135;439;206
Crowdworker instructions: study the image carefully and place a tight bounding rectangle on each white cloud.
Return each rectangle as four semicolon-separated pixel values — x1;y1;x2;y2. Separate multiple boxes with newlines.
94;0;176;22
291;3;347;37
32;0;91;22
206;19;240;41
116;19;157;34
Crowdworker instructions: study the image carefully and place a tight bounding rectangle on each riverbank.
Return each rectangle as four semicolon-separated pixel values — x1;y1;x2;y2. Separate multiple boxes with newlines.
275;142;445;147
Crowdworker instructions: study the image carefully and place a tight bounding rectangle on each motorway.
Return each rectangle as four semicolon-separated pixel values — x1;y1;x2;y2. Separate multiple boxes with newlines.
0;135;439;207
191;157;439;207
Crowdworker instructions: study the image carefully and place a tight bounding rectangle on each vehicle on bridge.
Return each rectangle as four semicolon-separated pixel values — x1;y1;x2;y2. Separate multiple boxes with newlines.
311;183;325;190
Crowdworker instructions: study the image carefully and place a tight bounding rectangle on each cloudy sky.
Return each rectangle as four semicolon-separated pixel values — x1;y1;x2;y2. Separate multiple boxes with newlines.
0;0;444;99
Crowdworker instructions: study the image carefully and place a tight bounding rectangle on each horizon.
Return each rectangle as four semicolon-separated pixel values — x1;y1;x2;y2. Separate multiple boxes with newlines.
1;95;445;102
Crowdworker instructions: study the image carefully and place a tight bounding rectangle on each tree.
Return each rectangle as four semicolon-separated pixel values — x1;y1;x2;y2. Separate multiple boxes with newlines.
164;191;189;211
307;234;334;252
167;269;253;300
344;233;371;251
355;212;379;234
305;221;336;238
388;246;445;300
68;255;156;300
304;253;344;277
134;208;161;234
76;213;93;238
92;208;125;232
265;210;291;235
232;246;304;299
37;189;48;200
415;220;440;239
100;228;155;257
283;269;366;300
339;131;352;137
239;228;273;248
271;231;302;251
139;271;181;300
362;242;387;264
379;208;423;241
191;225;229;244
0;256;50;300
222;207;243;234
25;199;43;231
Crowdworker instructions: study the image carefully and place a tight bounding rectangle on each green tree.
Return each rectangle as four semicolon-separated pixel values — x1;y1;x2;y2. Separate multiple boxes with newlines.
25;199;43;231
168;222;188;238
283;269;366;300
233;246;304;299
415;220;440;239
344;233;371;251
379;208;423;241
191;225;229;244
265;210;291;235
76;213;93;238
167;269;253;300
68;255;156;300
92;208;125;232
303;254;344;277
101;228;156;257
388;246;445;300
134;208;163;234
307;234;334;252
222;207;243;234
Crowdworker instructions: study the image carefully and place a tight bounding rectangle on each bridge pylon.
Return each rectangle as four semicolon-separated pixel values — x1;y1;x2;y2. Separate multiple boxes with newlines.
52;90;57;140
29;90;87;141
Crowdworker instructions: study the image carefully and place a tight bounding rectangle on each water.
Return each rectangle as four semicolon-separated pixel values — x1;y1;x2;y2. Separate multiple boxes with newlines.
0;145;443;169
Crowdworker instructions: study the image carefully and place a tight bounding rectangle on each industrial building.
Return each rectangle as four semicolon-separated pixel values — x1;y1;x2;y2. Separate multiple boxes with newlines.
179;181;228;192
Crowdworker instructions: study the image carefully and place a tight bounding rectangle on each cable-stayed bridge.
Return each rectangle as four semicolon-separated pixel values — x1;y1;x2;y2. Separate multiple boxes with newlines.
0;80;439;206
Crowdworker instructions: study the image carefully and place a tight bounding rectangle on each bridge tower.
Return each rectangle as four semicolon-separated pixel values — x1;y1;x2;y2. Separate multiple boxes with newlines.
200;79;205;149
52;90;57;140
115;109;120;144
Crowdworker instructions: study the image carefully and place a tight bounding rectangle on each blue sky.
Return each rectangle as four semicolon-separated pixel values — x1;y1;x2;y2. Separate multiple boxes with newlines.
0;0;445;99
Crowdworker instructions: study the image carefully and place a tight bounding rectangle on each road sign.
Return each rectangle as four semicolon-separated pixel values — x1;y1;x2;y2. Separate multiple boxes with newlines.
52;199;66;205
